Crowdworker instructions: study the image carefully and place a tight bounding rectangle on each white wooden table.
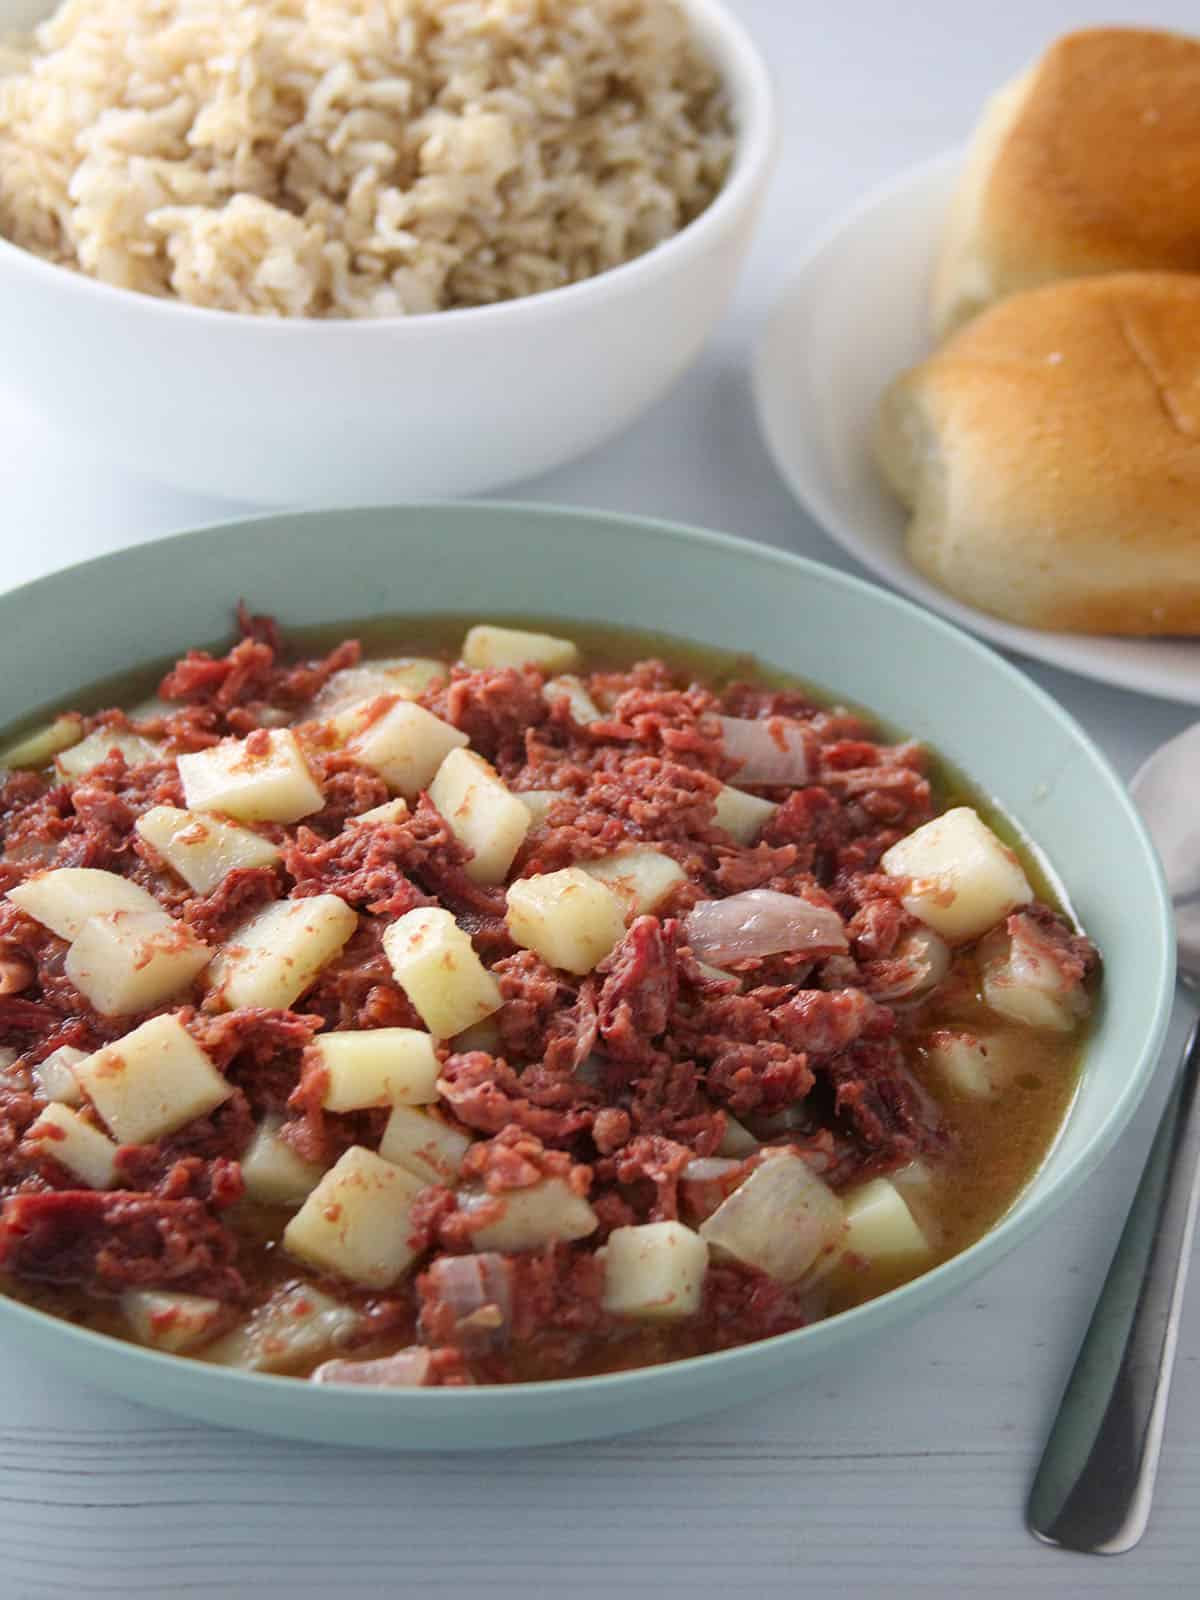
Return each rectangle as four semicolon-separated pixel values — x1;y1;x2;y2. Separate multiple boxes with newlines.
1;1;1197;1593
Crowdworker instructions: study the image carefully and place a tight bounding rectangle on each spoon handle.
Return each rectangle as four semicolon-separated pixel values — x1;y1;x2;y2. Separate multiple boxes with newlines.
1026;1016;1200;1555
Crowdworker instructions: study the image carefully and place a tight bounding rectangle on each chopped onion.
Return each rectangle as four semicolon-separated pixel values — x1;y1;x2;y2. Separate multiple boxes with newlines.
312;1348;435;1387
680;1157;746;1224
203;1285;360;1372
423;1252;513;1351
745;1102;813;1141
867;927;951;1001
717;1113;759;1157
684;889;848;966
980;915;1089;1032
1006;915;1088;1000
699;1152;845;1283
718;716;812;786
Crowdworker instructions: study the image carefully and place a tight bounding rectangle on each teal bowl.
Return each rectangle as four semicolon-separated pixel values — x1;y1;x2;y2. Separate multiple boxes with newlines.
0;504;1175;1449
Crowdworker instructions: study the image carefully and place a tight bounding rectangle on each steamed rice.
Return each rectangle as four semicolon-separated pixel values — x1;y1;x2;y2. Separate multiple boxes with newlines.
0;0;733;317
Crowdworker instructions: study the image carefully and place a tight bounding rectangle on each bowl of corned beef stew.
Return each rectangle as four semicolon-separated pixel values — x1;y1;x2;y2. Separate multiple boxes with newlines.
0;504;1172;1449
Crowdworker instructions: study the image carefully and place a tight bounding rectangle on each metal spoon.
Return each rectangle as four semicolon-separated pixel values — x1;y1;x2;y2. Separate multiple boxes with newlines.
1026;722;1200;1555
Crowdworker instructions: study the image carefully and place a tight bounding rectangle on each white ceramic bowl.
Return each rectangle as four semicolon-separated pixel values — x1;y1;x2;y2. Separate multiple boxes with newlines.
0;0;774;505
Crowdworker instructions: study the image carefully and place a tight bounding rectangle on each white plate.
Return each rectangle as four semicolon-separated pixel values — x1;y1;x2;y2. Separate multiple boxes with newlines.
752;150;1200;706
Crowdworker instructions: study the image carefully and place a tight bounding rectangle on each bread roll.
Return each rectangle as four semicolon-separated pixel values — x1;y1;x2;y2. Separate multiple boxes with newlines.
933;28;1200;337
875;273;1200;636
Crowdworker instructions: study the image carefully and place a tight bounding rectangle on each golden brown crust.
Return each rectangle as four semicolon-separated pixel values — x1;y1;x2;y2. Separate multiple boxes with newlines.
877;273;1200;635
935;27;1200;334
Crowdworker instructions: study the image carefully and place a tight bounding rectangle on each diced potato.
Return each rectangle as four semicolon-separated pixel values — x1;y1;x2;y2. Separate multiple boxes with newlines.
580;848;686;917
466;1177;598;1252
7;867;163;941
841;1178;932;1265
240;1114;327;1207
32;1044;87;1106
121;1290;230;1355
717;1113;759;1157
311;659;446;719
312;1028;440;1111
135;805;281;895
207;894;356;1011
24;1103;118;1188
881;807;1032;943
699;1152;846;1283
602;1221;708;1319
65;910;211;1016
463;625;580;673
382;907;502;1039
0;713;84;770
339;700;468;798
979;916;1090;1033
515;790;558;825
428;748;530;885
714;785;778;845
544;675;602;724
891;1159;942;1242
506;868;626;975
56;728;160;780
203;1285;360;1372
379;1105;473;1186
283;1145;426;1289
350;797;410;827
177;729;324;824
925;1028;1009;1100
75;1012;232;1145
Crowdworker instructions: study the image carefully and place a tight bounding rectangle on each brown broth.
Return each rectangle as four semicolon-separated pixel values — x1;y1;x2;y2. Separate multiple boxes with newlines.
0;615;1091;1379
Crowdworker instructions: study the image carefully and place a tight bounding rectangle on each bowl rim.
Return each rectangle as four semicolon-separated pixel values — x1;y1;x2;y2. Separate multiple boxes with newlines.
0;499;1177;1414
0;0;776;334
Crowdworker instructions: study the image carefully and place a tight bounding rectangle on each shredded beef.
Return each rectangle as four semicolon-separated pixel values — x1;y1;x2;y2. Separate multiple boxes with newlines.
435;667;549;763
705;1040;814;1116
605;1133;694;1221
0;995;62;1036
437;1051;599;1146
770;988;893;1055
627;1056;724;1153
182;866;281;944
492;950;569;1062
297;922;421;1035
596;917;679;1063
702;1262;821;1346
300;752;392;835
0;1072;39;1161
159;619;358;725
0;1189;243;1297
824;1038;942;1167
283;820;431;915
508;1245;608;1340
459;1128;589;1195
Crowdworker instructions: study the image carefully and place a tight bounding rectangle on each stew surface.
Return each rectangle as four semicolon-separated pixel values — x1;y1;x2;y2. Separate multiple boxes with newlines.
0;612;1097;1385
